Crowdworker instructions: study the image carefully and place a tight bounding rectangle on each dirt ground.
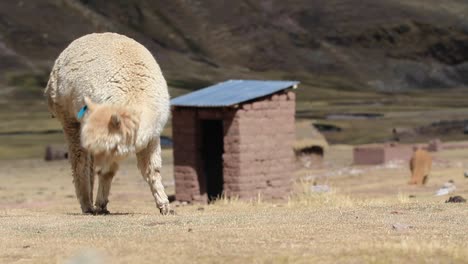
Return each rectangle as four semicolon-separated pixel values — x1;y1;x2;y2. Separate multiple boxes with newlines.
0;146;467;263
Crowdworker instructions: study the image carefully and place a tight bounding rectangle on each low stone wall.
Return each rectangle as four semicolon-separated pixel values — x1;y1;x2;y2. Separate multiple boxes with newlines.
44;145;68;161
353;143;413;165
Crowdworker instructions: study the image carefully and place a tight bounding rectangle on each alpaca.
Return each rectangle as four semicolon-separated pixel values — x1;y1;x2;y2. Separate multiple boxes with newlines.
44;33;171;215
409;148;432;185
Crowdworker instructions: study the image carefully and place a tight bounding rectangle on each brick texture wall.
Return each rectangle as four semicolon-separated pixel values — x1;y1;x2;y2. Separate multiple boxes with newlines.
173;90;296;203
353;143;413;165
172;108;202;201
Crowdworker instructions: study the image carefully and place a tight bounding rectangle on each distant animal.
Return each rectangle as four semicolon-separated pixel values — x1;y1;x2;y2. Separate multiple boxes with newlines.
44;33;171;215
408;148;432;185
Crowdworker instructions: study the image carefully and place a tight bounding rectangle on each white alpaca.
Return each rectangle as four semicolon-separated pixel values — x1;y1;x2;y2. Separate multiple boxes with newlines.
45;32;171;215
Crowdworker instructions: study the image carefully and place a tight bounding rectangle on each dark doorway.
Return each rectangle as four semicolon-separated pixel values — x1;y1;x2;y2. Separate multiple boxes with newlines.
201;120;224;201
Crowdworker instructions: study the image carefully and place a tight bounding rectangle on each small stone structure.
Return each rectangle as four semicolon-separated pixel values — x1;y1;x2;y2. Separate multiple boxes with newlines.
437;141;468;150
44;144;68;161
295;146;324;168
427;139;442;152
294;122;328;169
353;143;413;165
354;138;468;165
171;80;298;203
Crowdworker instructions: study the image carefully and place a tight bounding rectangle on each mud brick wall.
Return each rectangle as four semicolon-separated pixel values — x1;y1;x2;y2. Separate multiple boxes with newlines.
172;108;202;202
384;145;413;163
354;144;414;165
223;90;296;200
173;90;296;203
353;146;385;165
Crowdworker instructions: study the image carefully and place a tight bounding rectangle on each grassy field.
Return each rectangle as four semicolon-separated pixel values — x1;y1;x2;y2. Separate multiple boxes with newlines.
295;87;468;144
1;86;468;159
0;147;467;263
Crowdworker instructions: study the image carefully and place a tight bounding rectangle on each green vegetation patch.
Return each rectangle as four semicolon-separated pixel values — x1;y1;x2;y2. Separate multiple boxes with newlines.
4;71;49;98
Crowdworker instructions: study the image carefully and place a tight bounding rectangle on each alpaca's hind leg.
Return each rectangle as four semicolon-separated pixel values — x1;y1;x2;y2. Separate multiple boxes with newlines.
64;121;95;214
137;138;171;215
408;174;417;185
95;163;119;214
422;175;428;185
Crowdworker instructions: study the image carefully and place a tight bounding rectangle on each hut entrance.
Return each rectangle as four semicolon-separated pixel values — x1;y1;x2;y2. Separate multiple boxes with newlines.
201;120;224;201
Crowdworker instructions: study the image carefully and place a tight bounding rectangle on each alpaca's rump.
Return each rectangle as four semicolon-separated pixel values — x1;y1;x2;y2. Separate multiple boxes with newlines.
409;149;432;185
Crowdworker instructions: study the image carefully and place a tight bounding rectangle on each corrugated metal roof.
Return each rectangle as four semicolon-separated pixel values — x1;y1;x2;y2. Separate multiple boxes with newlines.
170;79;299;107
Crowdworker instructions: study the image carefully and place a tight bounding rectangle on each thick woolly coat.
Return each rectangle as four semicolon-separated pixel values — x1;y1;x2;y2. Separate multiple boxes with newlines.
44;33;171;214
409;149;432;185
45;32;169;153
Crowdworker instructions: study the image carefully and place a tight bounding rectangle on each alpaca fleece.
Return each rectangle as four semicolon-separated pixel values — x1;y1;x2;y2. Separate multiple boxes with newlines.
409;148;432;185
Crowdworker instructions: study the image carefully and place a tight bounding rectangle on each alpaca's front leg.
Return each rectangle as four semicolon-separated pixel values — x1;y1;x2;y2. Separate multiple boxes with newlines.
137;138;171;215
95;163;118;214
415;173;425;185
64;121;95;214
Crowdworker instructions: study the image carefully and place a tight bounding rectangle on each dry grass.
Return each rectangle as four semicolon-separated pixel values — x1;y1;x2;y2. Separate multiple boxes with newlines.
0;147;467;263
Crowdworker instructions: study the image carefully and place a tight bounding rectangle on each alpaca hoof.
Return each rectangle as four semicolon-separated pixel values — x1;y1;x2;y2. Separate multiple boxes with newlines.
82;208;96;215
96;208;110;215
159;204;172;215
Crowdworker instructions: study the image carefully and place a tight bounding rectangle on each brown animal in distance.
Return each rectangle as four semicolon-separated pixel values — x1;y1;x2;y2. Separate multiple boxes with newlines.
409;148;432;185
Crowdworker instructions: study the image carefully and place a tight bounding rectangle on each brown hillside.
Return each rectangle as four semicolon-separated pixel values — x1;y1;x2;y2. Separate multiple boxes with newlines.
1;0;468;96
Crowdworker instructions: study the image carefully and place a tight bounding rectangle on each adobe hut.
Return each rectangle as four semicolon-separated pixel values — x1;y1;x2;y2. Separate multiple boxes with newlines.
171;80;299;203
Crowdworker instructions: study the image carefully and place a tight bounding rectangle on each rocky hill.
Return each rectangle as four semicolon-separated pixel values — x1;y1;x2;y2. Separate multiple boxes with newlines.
1;0;468;98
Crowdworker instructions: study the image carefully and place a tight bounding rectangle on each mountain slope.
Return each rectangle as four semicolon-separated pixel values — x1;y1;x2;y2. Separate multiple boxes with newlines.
1;0;468;97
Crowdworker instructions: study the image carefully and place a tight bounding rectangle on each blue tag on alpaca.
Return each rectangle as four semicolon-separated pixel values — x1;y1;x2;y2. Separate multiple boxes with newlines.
77;105;88;119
